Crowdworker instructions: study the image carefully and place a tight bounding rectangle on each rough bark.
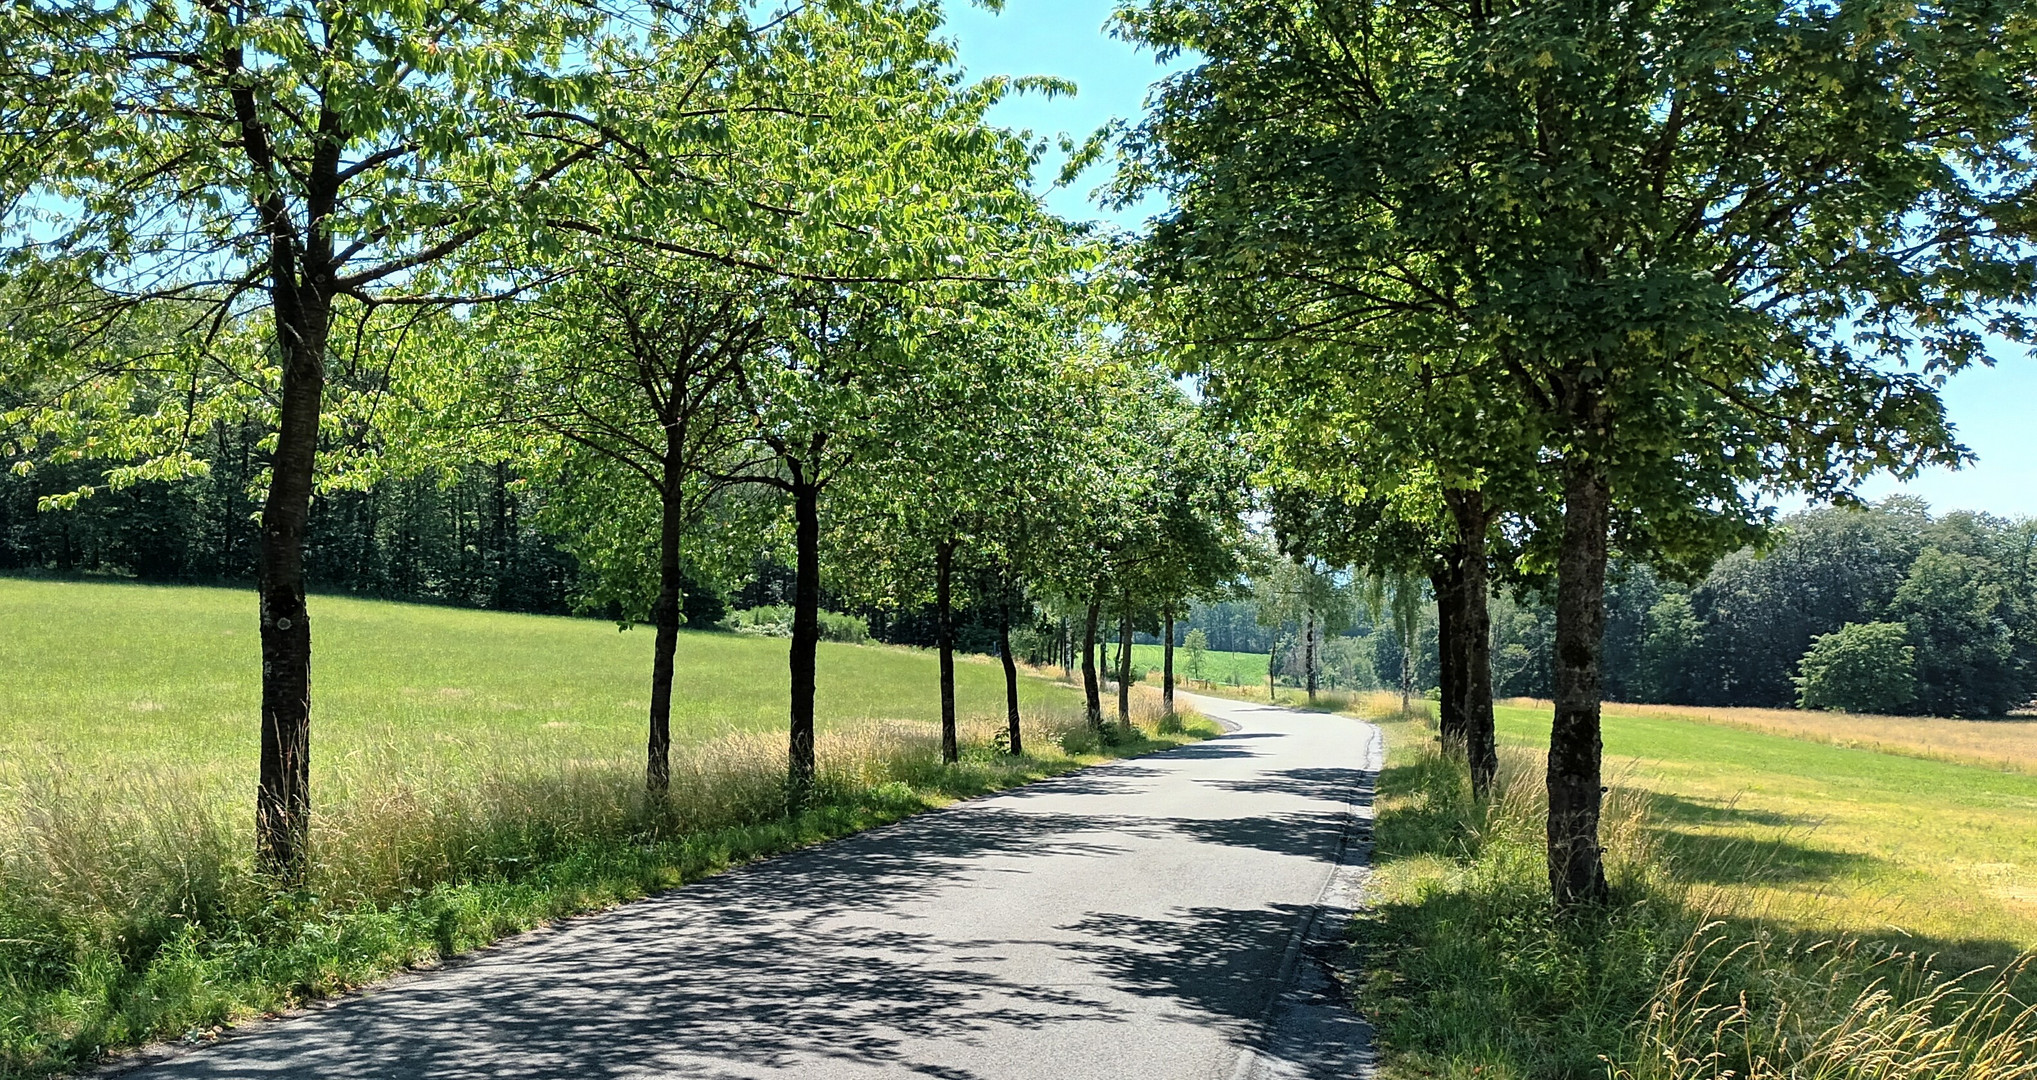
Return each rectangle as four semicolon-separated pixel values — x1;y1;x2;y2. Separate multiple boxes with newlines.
1082;600;1103;729
1162;608;1175;714
1432;563;1465;748
1303;610;1318;703
936;536;958;764
788;475;822;802
255;256;329;877
1399;626;1415;716
647;447;685;794
1548;457;1612;905
1447;489;1499;798
1116;612;1132;727
1000;611;1022;755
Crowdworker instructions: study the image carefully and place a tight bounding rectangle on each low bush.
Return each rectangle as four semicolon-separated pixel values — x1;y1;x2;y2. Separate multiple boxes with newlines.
1356;723;2037;1079
720;606;870;643
1796;620;1918;714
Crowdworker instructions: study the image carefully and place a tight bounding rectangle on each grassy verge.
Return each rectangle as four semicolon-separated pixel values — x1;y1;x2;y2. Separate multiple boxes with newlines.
1354;705;2037;1080
0;580;1218;1078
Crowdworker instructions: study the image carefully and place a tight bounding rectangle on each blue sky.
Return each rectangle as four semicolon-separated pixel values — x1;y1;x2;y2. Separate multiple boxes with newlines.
940;0;2037;520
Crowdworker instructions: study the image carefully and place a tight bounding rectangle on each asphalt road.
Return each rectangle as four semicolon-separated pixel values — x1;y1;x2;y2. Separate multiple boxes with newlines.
113;692;1380;1080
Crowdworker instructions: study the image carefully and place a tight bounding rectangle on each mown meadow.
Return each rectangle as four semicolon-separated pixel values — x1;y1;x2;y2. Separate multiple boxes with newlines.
1126;642;1268;688
0;578;1213;1078
1356;698;2037;1079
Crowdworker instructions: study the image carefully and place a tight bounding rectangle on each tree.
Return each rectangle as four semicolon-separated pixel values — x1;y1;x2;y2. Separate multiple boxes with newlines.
482;250;770;793
1895;549;2021;717
1796;622;1916;714
0;0;770;873
1034;354;1244;729
1114;0;2032;904
1183;628;1209;683
1254;552;1350;701
735;281;1069;791
1267;477;1519;793
1361;570;1427;717
827;300;1077;761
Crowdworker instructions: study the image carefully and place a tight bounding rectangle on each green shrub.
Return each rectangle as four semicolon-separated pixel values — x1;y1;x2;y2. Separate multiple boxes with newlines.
721;606;870;644
1795;621;1916;713
1056;726;1097;754
817;611;871;644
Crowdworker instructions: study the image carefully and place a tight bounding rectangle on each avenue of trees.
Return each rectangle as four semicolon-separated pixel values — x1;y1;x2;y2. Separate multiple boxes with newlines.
2;0;2033;912
1112;0;2037;903
0;0;1249;877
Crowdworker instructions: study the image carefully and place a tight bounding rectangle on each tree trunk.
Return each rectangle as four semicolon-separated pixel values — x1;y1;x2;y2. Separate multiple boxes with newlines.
788;475;822;803
1162;607;1175;715
255;278;329;878
1060;616;1071;678
647;457;685;794
1548;457;1612;905
1082;599;1103;729
936;536;958;764
1304;610;1318;703
1116;612;1132;727
1000;611;1022;755
1432;563;1466;747
1447;489;1499;799
1268;635;1278;702
1400;641;1414;717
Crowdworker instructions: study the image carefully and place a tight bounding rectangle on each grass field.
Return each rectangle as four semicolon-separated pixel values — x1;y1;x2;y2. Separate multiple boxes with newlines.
0;578;1081;784
1500;701;2037;950
1355;698;2037;1079
0;578;1213;1079
1505;696;2037;776
1124;642;1267;687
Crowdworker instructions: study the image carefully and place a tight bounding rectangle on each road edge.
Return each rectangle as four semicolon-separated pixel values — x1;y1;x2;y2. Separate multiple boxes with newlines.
1228;714;1383;1080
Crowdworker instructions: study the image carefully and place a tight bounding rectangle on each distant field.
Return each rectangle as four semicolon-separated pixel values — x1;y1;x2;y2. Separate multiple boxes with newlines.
1125;642;1267;686
1497;701;2037;953
1504;696;2037;776
0;578;1082;793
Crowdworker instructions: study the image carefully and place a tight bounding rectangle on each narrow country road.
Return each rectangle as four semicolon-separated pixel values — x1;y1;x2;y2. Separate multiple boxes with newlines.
113;692;1380;1080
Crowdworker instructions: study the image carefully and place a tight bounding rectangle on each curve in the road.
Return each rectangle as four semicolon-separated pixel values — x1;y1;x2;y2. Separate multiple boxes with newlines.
106;691;1380;1080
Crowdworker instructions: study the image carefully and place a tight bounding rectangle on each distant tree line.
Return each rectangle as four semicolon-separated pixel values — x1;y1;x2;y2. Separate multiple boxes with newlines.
1490;500;2037;718
0;434;579;614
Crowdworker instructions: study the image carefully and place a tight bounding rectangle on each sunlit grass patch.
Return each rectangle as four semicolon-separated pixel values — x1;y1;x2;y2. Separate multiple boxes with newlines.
1354;705;2037;1080
1502;696;2037;776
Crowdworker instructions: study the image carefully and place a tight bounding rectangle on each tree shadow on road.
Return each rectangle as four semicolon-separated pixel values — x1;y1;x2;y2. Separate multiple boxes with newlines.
128;734;1377;1080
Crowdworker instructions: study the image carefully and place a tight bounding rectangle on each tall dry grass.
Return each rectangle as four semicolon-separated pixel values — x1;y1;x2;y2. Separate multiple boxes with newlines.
1346;688;1434;722
1504;697;2037;776
1359;717;2037;1080
1623;931;2037;1080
